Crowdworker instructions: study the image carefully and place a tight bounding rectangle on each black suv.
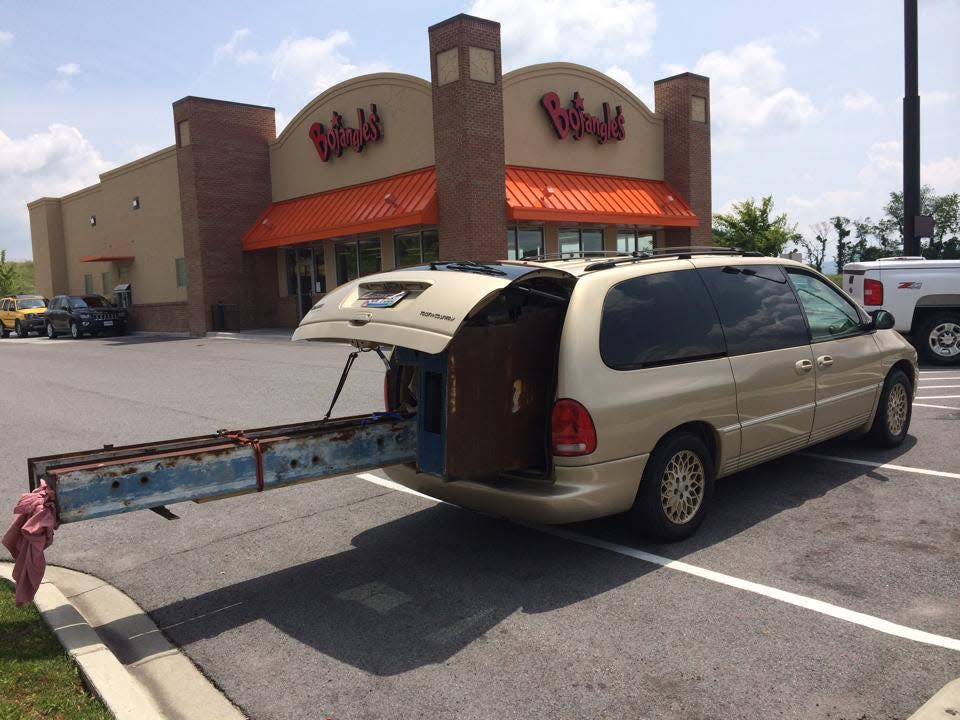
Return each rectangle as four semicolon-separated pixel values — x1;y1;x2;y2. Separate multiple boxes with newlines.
45;295;128;339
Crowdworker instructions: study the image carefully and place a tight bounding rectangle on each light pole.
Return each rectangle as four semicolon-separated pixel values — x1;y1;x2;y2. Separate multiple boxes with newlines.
903;0;921;256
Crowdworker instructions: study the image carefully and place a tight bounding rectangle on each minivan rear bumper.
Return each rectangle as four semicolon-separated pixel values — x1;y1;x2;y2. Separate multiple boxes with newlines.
381;453;648;524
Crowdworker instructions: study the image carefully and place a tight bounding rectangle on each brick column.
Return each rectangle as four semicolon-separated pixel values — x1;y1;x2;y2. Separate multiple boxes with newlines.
428;14;506;262
654;72;712;247
173;97;275;335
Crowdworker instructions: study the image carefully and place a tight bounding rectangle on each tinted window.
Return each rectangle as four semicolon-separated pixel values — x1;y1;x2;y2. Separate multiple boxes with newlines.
600;269;726;370
786;270;864;341
698;264;809;355
19;298;44;309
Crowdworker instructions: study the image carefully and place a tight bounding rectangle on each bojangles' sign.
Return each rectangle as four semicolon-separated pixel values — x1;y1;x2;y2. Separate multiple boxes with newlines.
308;104;382;162
540;91;625;145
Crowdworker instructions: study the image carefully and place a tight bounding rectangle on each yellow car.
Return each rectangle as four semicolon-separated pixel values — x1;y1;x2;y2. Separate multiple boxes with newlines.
0;295;48;338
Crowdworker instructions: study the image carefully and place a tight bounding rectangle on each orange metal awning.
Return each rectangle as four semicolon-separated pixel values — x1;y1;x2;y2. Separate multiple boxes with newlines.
80;255;135;262
505;166;698;227
242;167;437;252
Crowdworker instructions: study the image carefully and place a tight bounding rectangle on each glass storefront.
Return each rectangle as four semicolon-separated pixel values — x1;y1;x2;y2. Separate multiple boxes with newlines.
336;237;382;285
506;225;544;260
394;228;439;267
559;226;603;256
616;227;655;254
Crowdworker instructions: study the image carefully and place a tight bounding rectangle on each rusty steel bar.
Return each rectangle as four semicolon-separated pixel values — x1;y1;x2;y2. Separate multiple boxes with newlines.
30;414;417;524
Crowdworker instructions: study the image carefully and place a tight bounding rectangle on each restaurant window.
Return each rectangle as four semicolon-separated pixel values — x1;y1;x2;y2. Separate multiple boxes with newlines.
284;248;298;295
336;237;382;285
313;246;326;294
83;274;93;294
506;225;544;260
617;228;655;254
101;272;112;295
175;258;187;288
394;228;440;268
560;226;604;256
118;266;130;284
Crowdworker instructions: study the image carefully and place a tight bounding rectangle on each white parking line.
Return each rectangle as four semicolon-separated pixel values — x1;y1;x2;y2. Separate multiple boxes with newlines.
914;403;960;410
917;395;960;400
918;376;960;382
918;385;960;390
799;452;960;479
354;472;960;653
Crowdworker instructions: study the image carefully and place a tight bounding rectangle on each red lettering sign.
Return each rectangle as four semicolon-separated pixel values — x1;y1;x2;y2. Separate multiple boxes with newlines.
308;104;382;162
540;92;625;144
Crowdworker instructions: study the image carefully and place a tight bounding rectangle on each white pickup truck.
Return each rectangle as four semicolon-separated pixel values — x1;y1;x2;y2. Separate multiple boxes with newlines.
843;256;960;365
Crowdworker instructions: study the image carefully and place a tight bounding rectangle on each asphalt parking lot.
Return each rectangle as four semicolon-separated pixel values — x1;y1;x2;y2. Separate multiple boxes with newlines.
1;331;958;720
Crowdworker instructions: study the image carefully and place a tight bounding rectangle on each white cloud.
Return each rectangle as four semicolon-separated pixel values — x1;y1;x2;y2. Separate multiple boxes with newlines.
687;40;816;145
604;64;653;107
0;30;12;48
0;125;113;260
213;28;387;103
214;28;259;65
469;0;656;68
52;62;81;91
923;155;960;191
841;89;882;113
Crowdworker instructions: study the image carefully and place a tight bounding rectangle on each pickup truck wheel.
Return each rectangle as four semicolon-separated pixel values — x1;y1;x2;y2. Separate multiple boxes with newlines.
918;312;960;365
629;432;714;542
867;369;913;447
15;320;28;338
46;322;57;339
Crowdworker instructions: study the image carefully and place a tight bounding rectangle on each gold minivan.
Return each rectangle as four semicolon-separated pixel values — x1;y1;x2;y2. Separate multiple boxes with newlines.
294;250;918;541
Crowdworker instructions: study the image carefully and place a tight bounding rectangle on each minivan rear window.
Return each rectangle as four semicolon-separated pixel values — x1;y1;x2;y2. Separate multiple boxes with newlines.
600;269;725;370
698;264;809;355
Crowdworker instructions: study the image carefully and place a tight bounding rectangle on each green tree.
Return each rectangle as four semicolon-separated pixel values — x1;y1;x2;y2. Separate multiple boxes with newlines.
831;216;852;270
0;250;22;296
712;196;798;256
795;222;829;271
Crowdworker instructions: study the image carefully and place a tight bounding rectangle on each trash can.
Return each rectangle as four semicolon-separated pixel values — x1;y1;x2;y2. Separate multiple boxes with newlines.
113;284;132;308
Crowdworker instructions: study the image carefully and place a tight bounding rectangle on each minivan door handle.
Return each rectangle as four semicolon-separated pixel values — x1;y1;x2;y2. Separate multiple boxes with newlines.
795;359;813;374
817;355;834;369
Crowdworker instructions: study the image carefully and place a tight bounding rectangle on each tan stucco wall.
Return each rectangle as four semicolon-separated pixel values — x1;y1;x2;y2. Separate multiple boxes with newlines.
53;146;186;304
28;198;67;298
503;63;664;180
270;73;435;202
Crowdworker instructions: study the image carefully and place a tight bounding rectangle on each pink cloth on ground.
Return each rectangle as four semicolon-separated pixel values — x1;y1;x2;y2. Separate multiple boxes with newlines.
3;480;58;607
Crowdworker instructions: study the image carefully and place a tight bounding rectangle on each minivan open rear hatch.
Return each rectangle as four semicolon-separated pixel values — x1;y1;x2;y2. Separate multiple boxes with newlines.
294;261;576;480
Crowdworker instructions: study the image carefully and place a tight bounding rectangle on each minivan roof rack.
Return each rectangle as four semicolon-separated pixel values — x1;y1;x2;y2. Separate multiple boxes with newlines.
583;247;766;272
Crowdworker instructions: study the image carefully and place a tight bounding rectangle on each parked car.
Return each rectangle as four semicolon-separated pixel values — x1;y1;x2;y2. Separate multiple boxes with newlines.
843;256;960;365
0;294;47;338
44;294;128;339
293;250;918;541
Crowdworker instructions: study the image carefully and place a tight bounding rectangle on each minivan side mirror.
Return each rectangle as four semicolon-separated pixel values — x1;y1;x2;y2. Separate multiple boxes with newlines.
868;309;895;330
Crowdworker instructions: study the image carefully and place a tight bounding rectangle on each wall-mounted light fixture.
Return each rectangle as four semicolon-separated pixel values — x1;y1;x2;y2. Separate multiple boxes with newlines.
132;196;140;210
89;215;97;226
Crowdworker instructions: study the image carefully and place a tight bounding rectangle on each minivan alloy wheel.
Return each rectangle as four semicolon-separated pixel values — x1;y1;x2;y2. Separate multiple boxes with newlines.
886;383;909;436
929;321;960;358
660;449;705;524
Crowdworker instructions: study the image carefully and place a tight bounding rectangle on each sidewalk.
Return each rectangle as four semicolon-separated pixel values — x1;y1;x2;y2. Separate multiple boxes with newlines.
1;562;244;720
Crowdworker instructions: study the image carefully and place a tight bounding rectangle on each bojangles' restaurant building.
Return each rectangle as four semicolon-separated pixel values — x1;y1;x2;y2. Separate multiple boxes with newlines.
28;14;712;336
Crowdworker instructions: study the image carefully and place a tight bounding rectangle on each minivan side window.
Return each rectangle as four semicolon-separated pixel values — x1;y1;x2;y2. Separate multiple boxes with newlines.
698;264;809;355
786;269;865;341
600;269;726;370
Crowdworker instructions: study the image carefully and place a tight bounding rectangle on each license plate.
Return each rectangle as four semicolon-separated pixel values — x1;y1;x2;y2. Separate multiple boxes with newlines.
103;320;114;327
360;290;407;308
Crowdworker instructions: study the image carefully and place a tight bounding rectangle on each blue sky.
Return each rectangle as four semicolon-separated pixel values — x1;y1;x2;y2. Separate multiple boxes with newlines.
1;0;957;260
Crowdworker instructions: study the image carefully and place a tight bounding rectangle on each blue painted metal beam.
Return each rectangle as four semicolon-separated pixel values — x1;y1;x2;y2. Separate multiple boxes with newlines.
38;416;417;523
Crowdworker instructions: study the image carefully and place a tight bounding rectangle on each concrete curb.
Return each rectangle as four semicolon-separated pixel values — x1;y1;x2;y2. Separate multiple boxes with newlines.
1;562;245;720
1;563;163;720
909;678;960;719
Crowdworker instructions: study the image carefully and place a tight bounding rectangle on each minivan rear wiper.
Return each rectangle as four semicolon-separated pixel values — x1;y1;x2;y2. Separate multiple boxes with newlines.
429;260;507;276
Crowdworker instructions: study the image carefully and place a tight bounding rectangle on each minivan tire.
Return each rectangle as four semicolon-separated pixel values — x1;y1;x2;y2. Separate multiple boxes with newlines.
917;311;960;365
629;431;715;542
46;322;57;339
867;369;913;448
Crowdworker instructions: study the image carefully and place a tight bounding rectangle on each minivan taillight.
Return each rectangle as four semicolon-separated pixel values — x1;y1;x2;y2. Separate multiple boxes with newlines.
863;278;884;306
551;399;597;456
